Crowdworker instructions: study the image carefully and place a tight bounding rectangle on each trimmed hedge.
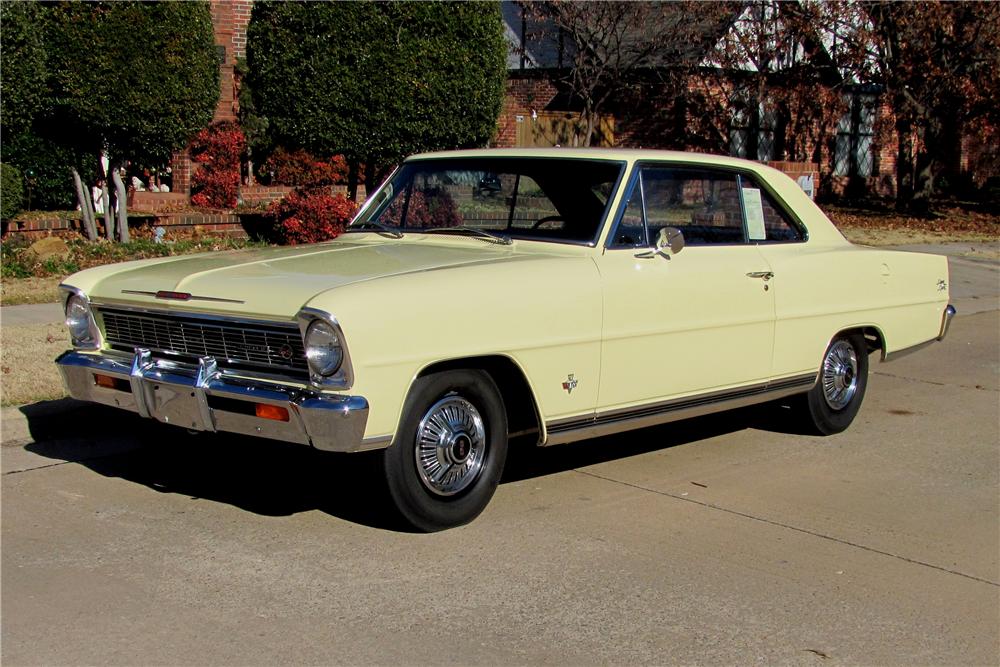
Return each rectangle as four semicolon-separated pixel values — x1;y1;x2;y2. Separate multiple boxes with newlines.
1;163;24;221
247;1;507;170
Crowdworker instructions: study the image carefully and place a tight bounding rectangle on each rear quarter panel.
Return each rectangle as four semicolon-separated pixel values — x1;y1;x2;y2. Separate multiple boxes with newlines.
759;243;950;378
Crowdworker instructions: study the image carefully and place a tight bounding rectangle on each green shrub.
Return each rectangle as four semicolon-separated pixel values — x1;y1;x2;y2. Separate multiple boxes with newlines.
1;163;24;221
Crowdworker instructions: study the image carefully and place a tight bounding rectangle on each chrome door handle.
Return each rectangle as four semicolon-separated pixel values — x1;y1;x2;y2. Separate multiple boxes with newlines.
746;271;774;280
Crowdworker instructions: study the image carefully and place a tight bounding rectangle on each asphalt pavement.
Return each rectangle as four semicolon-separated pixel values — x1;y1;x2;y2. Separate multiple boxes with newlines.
2;243;998;665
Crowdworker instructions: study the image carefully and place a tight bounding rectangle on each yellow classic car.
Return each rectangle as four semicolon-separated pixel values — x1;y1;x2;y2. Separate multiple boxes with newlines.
56;148;954;531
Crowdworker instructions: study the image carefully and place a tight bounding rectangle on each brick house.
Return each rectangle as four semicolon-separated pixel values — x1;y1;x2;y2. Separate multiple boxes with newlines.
495;1;978;201
175;1;985;207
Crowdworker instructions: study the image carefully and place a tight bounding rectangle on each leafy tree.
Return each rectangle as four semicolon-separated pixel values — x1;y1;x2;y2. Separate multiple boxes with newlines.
0;2;47;139
521;1;733;147
30;1;219;239
0;2;85;213
1;163;24;222
860;1;1000;211
247;1;507;197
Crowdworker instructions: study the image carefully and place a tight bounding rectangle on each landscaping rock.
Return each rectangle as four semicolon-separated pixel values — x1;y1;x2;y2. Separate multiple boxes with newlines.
26;237;71;263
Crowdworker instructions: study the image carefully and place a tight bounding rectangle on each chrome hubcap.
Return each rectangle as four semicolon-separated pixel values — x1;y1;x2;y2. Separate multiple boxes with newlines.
822;340;859;410
415;396;486;496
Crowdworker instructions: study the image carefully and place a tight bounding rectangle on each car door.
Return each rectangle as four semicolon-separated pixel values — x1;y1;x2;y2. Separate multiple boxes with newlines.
595;163;776;412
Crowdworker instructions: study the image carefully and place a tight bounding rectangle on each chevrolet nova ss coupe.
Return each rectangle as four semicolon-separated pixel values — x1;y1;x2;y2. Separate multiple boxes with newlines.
57;148;955;530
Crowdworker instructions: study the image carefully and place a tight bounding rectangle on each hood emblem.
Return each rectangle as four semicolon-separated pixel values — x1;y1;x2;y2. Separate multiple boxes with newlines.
562;374;578;394
121;289;245;304
937;280;947;292
156;290;191;301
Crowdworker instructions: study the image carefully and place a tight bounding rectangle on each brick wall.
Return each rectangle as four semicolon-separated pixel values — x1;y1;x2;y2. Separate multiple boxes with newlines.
4;213;247;241
494;75;560;147
240;185;294;207
171;1;254;197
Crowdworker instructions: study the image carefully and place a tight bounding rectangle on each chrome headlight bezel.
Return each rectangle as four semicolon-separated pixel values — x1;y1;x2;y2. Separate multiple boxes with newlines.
61;285;101;349
296;308;353;390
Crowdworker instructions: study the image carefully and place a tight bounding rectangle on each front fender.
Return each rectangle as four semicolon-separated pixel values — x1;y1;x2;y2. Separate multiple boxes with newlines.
307;254;604;440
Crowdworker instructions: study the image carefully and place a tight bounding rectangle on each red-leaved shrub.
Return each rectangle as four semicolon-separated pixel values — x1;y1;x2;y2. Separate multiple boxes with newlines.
263;147;349;187
191;122;245;209
266;188;358;244
381;190;461;228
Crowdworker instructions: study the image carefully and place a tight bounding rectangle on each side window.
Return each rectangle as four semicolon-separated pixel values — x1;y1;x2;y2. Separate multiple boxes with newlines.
641;168;745;245
739;176;804;242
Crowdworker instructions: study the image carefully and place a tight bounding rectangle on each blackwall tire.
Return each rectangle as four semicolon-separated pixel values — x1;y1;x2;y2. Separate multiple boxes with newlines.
382;370;508;532
804;333;869;435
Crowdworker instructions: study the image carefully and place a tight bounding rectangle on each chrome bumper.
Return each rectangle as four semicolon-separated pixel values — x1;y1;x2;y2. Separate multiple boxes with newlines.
56;348;379;453
938;304;957;341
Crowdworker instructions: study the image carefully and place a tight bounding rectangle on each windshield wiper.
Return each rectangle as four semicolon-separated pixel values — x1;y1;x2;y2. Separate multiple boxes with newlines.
351;221;404;239
422;226;512;246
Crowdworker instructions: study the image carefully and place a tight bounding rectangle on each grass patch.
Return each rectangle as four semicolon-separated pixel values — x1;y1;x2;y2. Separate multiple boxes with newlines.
1;235;266;281
1;322;69;406
1;276;63;306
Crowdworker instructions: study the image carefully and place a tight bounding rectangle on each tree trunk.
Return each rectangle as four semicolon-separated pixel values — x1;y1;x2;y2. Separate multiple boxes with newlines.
111;163;129;243
82;181;98;234
101;184;112;239
894;120;914;212
72;169;98;241
911;145;935;216
346;159;360;201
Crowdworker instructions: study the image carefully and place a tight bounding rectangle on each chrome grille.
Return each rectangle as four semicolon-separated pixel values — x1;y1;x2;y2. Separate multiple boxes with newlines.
98;308;307;375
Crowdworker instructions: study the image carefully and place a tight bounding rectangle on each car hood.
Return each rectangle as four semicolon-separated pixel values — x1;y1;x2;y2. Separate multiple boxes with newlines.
82;237;545;319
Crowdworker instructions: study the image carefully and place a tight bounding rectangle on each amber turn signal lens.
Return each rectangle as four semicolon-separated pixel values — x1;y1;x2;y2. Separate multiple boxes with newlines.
94;374;117;389
255;404;289;422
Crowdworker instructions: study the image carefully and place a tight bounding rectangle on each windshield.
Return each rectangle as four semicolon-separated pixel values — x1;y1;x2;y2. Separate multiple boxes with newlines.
349;157;625;244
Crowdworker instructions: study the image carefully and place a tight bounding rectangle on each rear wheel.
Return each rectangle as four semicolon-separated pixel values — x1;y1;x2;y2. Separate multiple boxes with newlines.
803;333;869;435
382;370;508;531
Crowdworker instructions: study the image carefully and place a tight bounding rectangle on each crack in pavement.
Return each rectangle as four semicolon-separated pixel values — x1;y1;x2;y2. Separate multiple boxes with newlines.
872;370;997;392
574;468;1000;588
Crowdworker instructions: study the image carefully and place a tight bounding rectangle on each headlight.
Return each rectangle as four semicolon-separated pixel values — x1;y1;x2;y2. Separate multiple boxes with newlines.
65;294;95;344
304;319;343;377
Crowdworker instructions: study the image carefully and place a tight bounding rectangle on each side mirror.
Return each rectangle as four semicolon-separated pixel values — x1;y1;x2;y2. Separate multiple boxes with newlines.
636;227;685;260
658;226;685;255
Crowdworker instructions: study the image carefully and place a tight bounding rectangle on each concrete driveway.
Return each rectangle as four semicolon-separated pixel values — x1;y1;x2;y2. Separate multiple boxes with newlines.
3;244;998;665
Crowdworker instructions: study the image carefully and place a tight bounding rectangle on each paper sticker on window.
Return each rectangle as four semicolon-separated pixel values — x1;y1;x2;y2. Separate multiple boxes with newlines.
742;187;766;241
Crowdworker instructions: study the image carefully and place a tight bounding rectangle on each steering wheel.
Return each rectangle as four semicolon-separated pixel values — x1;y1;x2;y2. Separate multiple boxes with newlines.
531;215;565;230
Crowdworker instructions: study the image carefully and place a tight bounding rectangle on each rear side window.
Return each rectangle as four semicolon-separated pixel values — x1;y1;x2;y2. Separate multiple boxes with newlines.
739;175;805;242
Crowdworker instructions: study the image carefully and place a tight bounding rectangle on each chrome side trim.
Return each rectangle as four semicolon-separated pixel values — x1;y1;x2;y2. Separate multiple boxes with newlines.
56;349;375;453
296;307;355;391
883;304;956;362
543;374;816;446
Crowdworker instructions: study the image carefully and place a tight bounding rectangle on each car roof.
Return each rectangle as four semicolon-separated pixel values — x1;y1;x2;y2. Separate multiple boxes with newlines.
406;147;768;171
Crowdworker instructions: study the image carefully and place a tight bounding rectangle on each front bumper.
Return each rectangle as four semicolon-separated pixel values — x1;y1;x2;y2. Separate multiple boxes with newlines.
56;348;378;453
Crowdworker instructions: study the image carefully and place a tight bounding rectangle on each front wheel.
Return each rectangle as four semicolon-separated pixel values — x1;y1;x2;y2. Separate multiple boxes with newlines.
803;333;869;435
382;370;508;531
